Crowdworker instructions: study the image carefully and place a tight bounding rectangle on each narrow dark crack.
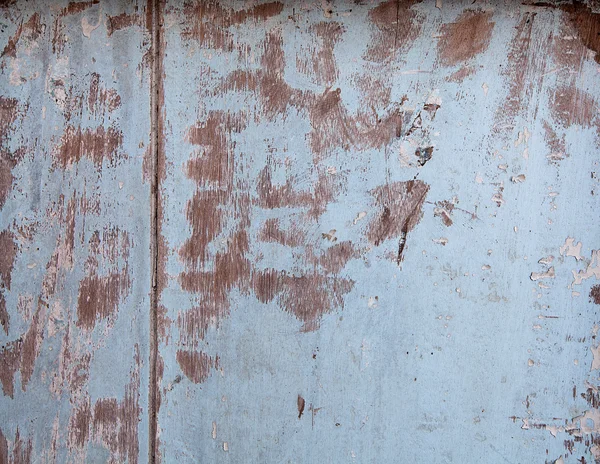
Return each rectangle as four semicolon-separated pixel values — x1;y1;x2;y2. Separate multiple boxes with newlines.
148;0;161;462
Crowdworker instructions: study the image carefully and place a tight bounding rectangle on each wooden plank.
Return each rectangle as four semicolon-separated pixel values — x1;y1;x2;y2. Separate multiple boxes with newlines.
0;1;151;462
155;1;600;463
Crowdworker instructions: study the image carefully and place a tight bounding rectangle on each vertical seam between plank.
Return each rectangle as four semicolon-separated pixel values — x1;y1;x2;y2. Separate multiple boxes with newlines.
149;0;160;461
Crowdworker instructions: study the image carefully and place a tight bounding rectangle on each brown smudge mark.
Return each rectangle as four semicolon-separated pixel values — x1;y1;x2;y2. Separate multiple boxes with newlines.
53;327;91;397
560;1;600;64
176;350;218;384
52;1;99;54
0;428;31;464
315;241;359;275
355;74;391;108
19;297;45;390
256;164;341;220
438;10;494;66
177;106;251;345
178;227;251;340
434;200;455;227
0;230;17;291
0;339;22;397
106;12;139;36
543;120;567;161
298;395;305;419
297;22;344;85
7;246;59;394
185;111;247;186
77;272;132;330
364;0;423;63
590;285;600;305
181;1;284;51
308;87;404;160
62;195;77;270
494;12;550;133
55;125;123;168
550;85;597;128
0;230;16;335
216;31;308;121
446;66;476;83
252;269;354;332
67;347;141;463
0;96;25;209
88;73;121;115
258;218;306;247
76;228;131;330
92;377;140;463
1;13;43;59
142;145;152;184
0;428;6;464
217;31;404;160
69;399;91;448
51;17;66;55
0;295;7;335
366;180;430;247
61;0;99;17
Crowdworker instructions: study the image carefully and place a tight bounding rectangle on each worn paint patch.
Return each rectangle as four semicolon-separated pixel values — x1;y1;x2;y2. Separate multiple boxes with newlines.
438;10;494;66
560;1;600;64
67;348;141;463
0;427;32;464
76;228;131;330
366;180;429;262
590;285;600;305
181;0;283;51
176;350;219;384
0;96;25;208
54;125;124;169
106;12;140;36
364;0;423;63
1;12;43;59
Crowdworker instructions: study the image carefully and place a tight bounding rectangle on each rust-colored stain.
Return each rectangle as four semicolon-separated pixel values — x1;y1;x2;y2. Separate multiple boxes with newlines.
51;1;100;54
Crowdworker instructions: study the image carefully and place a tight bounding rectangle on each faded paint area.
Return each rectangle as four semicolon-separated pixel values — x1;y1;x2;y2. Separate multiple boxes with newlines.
0;1;151;462
1;1;600;464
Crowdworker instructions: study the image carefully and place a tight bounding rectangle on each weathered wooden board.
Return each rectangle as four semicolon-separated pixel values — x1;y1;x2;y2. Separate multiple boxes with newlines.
1;0;600;463
155;1;600;463
0;1;151;462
